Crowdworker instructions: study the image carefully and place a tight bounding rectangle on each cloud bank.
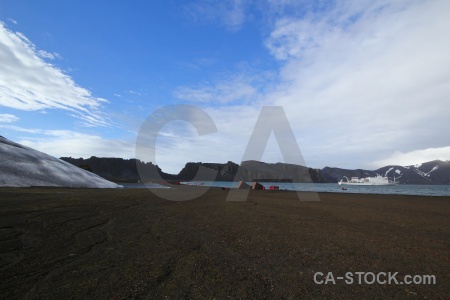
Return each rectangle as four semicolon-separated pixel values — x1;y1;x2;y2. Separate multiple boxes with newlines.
372;147;450;167
264;0;450;167
0;22;109;127
169;0;450;171
19;130;135;160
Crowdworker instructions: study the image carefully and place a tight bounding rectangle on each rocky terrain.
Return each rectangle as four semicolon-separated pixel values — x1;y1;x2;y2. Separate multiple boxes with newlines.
0;187;448;298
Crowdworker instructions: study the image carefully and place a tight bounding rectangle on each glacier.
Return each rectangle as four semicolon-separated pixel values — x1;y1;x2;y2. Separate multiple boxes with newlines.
0;136;121;188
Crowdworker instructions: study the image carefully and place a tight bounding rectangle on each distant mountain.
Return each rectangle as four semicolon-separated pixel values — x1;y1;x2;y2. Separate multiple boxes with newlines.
236;161;324;183
0;137;120;188
60;156;450;185
163;160;323;182
59;157;234;182
322;160;450;185
60;156;160;183
60;158;323;183
167;161;240;181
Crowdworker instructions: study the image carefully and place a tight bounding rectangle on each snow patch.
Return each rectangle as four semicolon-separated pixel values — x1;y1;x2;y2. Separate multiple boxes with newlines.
385;167;394;177
395;169;402;175
427;165;439;175
413;169;428;178
412;165;439;179
414;163;422;169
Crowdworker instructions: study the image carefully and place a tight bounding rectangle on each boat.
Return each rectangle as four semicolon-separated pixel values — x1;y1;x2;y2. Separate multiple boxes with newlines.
338;174;398;186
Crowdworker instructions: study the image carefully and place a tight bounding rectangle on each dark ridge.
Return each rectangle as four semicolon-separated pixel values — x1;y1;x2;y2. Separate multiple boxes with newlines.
60;157;450;185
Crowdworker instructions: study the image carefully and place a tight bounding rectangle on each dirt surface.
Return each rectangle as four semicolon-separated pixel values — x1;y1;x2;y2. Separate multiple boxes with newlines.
0;187;448;299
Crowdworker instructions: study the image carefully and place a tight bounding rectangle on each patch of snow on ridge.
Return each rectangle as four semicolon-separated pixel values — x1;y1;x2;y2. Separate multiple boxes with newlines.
395;169;402;174
427;165;439;175
414;163;422;169
0;136;121;188
385;167;394;176
414;169;425;177
394;171;403;179
412;165;439;179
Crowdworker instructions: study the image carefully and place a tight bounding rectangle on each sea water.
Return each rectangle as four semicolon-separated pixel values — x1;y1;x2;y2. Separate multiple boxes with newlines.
122;181;450;197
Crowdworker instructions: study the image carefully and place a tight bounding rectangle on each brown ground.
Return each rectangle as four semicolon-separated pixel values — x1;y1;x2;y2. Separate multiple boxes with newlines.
0;187;448;299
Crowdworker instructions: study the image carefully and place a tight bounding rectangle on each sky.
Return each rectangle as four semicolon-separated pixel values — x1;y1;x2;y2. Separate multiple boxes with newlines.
0;0;449;174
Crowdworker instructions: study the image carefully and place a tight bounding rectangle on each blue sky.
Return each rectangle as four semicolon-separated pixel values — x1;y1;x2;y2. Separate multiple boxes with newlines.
1;0;449;174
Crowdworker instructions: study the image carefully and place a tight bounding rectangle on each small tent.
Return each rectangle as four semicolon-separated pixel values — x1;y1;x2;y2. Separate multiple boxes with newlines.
237;181;251;189
252;182;265;190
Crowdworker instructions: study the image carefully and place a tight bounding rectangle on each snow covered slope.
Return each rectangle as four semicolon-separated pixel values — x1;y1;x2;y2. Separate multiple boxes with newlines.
0;136;121;188
323;160;450;185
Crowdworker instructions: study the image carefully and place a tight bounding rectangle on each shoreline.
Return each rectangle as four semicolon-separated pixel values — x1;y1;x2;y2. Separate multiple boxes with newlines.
2;185;450;199
0;188;448;298
121;182;450;197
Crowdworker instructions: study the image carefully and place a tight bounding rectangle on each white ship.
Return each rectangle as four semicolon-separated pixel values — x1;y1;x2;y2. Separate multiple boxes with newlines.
338;175;398;186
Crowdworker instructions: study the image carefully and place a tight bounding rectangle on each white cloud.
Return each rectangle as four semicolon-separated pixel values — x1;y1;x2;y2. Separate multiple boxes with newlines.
174;67;276;105
174;75;260;104
184;0;247;31
170;0;450;169
136;102;298;173
8;18;18;25
263;0;450;168
372;147;450;167
37;50;61;60
129;90;142;96
150;105;261;173
0;113;19;123
19;130;135;159
265;1;412;61
0;22;109;127
0;124;43;133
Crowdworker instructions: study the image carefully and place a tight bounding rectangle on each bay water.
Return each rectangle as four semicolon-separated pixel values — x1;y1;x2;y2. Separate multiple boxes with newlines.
121;182;450;197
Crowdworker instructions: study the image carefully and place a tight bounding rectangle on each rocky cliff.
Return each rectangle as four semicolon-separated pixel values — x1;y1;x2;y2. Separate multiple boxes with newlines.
235;161;324;183
61;157;162;182
60;157;450;185
60;158;323;183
